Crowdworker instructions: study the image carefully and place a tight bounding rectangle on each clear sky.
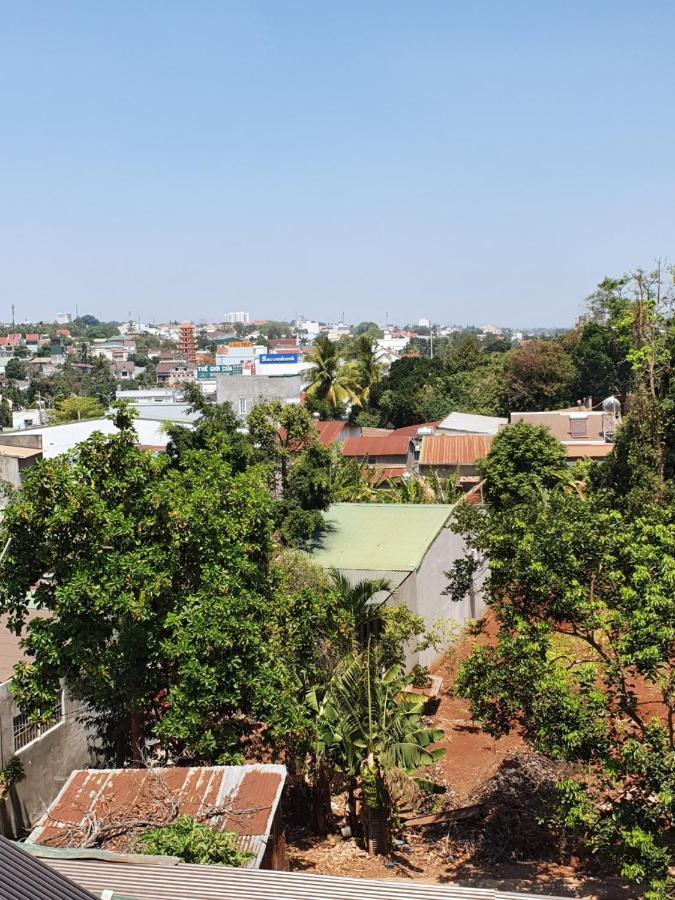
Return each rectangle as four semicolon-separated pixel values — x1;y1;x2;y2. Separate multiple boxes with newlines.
2;2;674;327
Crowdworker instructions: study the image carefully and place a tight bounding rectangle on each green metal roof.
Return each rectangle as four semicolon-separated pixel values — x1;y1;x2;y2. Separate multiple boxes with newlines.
310;503;456;572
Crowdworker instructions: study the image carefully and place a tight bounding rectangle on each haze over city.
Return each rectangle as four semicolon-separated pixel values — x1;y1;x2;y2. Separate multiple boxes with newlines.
3;2;674;326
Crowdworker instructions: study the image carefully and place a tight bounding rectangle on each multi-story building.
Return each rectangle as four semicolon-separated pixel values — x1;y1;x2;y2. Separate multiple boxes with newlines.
224;311;250;324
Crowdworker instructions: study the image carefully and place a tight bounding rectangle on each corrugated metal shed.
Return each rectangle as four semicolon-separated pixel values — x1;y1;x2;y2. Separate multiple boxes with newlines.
0;834;97;900
27;764;286;870
420;435;493;467
310;503;455;572
31;853;570;900
342;435;411;457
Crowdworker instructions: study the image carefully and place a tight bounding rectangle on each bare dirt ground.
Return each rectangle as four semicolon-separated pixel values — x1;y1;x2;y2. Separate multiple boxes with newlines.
287;626;642;898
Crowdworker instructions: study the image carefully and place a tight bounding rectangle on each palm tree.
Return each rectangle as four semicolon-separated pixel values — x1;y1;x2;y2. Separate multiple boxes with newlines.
309;647;444;854
347;335;384;405
329;569;391;648
302;335;361;416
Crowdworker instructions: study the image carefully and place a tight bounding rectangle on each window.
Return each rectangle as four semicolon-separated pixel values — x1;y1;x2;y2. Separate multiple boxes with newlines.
238;398;248;416
569;416;588;438
13;694;63;752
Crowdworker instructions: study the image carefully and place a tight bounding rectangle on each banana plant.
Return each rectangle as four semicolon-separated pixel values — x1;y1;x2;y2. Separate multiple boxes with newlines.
308;645;445;854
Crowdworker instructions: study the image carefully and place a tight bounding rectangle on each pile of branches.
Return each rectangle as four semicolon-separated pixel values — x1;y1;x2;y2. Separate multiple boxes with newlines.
449;751;572;862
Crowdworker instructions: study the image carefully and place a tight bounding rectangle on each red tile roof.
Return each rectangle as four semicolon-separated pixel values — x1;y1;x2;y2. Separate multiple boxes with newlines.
360;427;393;437
342;434;412;457
419;434;493;466
279;419;347;450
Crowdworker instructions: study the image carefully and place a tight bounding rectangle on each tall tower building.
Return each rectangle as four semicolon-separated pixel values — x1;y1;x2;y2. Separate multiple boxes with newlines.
178;321;197;365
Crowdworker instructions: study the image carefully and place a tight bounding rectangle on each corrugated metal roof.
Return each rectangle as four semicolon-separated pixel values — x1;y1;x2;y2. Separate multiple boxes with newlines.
310;503;455;572
27;764;286;870
437;413;507;435
342;435;411;457
0;835;97;900
391;421;442;437
420;435;493;467
35;855;569;900
315;420;347;444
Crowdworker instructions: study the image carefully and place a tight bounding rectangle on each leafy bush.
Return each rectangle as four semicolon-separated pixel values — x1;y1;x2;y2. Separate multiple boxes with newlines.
136;816;253;867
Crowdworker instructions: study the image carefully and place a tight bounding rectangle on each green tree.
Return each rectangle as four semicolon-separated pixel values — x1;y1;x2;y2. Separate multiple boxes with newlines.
478;420;569;510
302;335;360;417
50;395;104;423
0;408;277;764
5;358;26;381
448;427;675;898
504;340;576;411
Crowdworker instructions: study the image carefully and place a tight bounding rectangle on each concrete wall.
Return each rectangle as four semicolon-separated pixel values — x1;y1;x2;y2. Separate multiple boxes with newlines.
0;683;92;838
216;375;303;419
412;524;486;669
0;435;42;450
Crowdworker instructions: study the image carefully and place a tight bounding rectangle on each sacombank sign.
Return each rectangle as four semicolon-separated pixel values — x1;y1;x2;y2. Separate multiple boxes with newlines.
259;354;300;364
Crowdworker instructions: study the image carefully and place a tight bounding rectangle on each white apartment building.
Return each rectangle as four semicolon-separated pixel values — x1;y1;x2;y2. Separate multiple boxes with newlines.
224;311;250;324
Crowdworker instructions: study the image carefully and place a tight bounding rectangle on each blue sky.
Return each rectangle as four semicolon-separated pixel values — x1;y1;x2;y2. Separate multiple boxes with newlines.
1;2;674;326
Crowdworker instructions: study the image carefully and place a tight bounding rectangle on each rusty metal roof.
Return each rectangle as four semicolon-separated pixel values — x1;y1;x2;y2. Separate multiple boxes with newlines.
342;435;411;457
420;435;493;467
27;764;286;870
390;421;442;437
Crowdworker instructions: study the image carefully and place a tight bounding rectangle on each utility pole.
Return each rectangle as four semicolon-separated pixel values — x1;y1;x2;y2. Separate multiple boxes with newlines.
429;319;434;359
11;304;15;327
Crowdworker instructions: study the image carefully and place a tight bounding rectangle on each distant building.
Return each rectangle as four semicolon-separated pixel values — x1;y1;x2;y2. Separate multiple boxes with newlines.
155;359;194;385
55;313;72;325
509;407;618;460
311;503;485;669
0;418;175;458
178;321;197;365
419;434;493;489
224;311;250;324
216;373;303;419
341;434;415;477
418;317;430;328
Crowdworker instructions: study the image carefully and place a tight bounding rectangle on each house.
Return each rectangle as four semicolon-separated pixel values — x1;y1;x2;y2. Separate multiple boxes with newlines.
27;764;288;871
419;434;493;487
509;408;617;462
311;503;485;669
110;359;138;381
18;839;570;900
510;408;605;442
341;434;415;476
436;411;507;436
0;615;91;836
156;360;194;385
